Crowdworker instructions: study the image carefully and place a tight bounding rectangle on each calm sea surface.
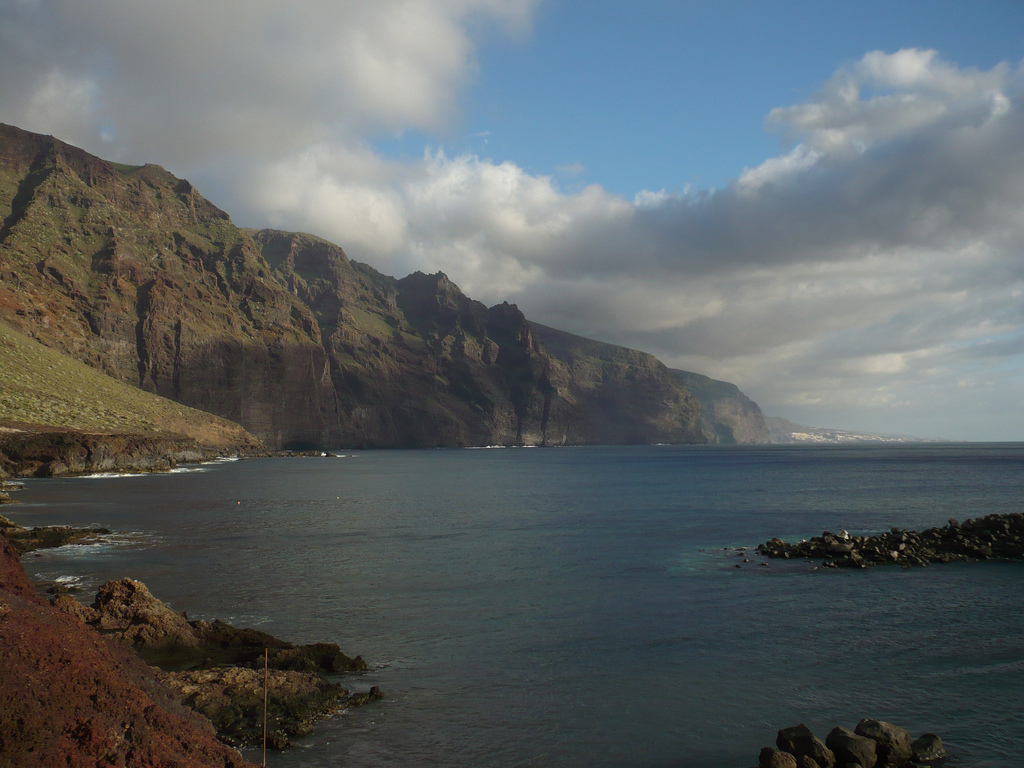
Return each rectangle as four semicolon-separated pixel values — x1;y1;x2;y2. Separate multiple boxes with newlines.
11;444;1024;767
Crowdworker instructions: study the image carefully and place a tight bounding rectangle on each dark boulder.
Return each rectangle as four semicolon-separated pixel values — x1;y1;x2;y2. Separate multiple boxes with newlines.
777;724;836;768
760;747;798;768
271;641;367;674
344;685;384;707
190;619;367;673
911;734;946;763
855;718;913;765
825;727;877;768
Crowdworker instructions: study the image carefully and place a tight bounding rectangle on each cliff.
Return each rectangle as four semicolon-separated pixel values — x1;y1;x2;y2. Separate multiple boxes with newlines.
0;124;331;449
532;325;707;444
671;370;771;444
0;124;755;448
0;317;263;475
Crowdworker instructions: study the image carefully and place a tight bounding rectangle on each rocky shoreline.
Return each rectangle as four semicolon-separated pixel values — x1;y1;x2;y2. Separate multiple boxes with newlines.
0;478;24;504
0;428;266;479
754;721;945;767
53;576;382;750
0;528;381;763
757;513;1024;568
0;511;112;554
0;534;258;767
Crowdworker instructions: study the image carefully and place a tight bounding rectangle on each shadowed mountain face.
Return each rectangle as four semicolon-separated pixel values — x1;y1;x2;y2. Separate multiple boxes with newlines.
0;124;719;449
0;124;331;448
671;370;771;444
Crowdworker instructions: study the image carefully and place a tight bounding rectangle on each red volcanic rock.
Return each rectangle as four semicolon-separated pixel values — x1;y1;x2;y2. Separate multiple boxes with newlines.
0;532;39;602
92;577;201;650
0;535;257;767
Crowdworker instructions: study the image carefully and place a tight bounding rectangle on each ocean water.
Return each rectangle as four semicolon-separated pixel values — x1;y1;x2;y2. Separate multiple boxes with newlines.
11;444;1024;767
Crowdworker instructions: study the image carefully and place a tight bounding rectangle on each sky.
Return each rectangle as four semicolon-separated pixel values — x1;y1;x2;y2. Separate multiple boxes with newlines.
1;0;1023;440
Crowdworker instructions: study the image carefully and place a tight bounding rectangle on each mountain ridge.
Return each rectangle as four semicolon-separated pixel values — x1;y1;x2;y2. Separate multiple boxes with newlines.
0;123;766;449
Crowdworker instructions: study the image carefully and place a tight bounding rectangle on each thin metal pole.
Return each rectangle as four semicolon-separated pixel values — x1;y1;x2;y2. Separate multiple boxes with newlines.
263;647;268;766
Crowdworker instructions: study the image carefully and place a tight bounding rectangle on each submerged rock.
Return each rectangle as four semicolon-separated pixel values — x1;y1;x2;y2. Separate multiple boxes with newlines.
0;513;111;554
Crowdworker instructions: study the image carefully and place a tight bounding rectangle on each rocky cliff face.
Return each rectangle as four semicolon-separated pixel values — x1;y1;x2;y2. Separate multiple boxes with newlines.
534;326;708;444
0;124;738;448
0;124;332;449
257;229;553;446
671;370;771;444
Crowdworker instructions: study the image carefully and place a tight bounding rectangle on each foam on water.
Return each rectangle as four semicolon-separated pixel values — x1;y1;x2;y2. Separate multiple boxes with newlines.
74;472;149;479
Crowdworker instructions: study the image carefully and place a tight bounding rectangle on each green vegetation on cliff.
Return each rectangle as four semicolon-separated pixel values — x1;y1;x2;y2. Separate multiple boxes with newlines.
0;319;258;448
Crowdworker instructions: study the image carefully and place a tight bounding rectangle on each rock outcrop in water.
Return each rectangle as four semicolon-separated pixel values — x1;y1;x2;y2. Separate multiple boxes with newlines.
160;667;382;750
753;720;945;767
0;123;753;449
757;513;1024;568
0;535;258;767
0;511;110;553
49;576;377;750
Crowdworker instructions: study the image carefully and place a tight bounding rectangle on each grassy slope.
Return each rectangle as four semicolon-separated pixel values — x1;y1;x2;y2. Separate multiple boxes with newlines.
0;319;260;449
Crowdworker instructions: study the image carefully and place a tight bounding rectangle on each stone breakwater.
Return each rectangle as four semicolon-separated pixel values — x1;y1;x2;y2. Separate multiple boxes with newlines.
755;721;945;768
757;513;1024;568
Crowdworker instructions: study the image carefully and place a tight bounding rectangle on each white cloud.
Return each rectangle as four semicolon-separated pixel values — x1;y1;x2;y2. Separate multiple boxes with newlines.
1;18;1022;439
23;69;100;142
766;48;1013;156
0;0;538;163
736;144;821;192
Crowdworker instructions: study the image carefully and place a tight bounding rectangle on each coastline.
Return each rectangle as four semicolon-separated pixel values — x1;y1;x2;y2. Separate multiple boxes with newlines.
0;534;260;767
0;521;380;763
0;426;267;480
